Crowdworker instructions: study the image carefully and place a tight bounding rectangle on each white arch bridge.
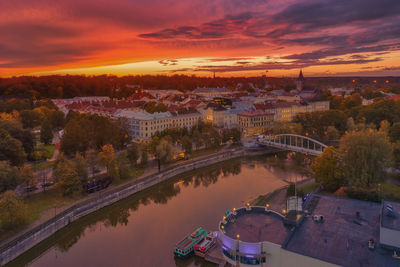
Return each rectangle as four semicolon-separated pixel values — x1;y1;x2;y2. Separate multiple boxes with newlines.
257;134;328;156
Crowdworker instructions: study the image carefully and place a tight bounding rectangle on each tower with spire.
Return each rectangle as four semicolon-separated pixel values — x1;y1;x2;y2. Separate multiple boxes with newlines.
296;69;305;91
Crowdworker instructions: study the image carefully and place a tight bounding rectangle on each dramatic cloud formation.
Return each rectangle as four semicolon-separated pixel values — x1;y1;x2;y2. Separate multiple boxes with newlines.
0;0;399;76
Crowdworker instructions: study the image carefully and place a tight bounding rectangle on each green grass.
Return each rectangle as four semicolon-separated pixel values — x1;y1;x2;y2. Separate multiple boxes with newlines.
116;166;145;185
381;181;400;202
35;143;55;158
190;147;221;159
251;188;285;206
0;188;80;241
298;182;319;195
32;160;54;171
42;145;55;158
24;188;79;223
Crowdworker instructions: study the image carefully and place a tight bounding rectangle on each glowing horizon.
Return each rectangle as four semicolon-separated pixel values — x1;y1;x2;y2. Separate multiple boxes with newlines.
1;0;400;77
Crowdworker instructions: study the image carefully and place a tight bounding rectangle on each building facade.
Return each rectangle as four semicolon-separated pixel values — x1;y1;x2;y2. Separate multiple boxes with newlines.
113;109;201;141
238;110;275;134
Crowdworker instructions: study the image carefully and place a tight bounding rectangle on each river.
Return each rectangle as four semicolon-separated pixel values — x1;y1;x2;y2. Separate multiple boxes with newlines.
8;154;309;267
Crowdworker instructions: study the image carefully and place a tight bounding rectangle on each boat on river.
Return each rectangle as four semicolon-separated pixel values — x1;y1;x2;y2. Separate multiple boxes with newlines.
194;232;216;257
174;227;207;258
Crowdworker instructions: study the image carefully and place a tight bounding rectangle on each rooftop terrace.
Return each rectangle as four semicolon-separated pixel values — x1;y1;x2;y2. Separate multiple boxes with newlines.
224;208;290;245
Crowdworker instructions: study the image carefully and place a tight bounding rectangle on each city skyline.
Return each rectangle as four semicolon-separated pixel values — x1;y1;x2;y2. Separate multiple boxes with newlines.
1;0;400;77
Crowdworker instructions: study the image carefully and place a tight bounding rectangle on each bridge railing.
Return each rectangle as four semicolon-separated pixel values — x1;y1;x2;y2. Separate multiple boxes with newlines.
257;134;327;156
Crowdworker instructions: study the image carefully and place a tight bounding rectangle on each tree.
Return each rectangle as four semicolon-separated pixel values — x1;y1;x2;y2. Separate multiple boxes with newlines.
117;151;131;180
340;94;362;109
0;129;26;166
19;110;42;128
0;161;20;193
379;120;390;135
49;110;65;129
75;153;88;187
127;145;139;166
230;128;242;143
85;149;98;177
326;126;339;141
192;129;203;149
389;122;400;143
312;147;344;192
141;149;148;166
393;141;400;168
19;166;36;194
340;130;392;188
0;120;35;155
181;135;192;154
346;117;356;132
0;191;28;230
40;119;53;145
99;144;119;181
53;154;80;196
155;138;176;164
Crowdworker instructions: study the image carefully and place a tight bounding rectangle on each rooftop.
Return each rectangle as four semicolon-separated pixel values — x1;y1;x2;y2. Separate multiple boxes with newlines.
113;110;171;120
239;109;275;117
224;209;290;245
286;194;399;267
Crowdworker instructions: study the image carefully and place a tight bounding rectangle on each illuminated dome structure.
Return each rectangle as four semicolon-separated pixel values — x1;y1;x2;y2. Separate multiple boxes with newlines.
218;204;303;266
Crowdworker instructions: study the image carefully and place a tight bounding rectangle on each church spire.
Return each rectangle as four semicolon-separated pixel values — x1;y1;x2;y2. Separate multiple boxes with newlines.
296;69;304;91
298;69;304;81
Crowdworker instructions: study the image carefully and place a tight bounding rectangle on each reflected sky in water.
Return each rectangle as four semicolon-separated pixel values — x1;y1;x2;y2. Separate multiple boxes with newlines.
9;155;308;267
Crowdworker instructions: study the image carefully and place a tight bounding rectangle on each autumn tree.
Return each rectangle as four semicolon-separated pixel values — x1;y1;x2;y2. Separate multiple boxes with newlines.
141;149;148;166
53;153;81;196
181;135;192;154
0;161;20;193
127;145;139;166
75;153;88;186
19;166;36;194
0;129;26;166
0;120;35;155
389;122;400;143
230;128;242;143
393;141;400;168
19;110;42;128
192;129;203;149
99;144;119;181
326;126;339;141
40;119;53;145
85;149;98;177
156;138;176;164
312;147;344;192
340;130;392;188
0;191;28;230
117;151;131;180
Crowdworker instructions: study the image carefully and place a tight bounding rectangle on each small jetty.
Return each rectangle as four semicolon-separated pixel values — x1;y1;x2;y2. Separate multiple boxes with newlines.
204;240;226;267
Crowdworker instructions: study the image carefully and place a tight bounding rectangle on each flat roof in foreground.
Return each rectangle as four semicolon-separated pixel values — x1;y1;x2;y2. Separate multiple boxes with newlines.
286;194;398;267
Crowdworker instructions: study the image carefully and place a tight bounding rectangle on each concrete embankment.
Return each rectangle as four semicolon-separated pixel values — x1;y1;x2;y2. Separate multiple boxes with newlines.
0;148;275;266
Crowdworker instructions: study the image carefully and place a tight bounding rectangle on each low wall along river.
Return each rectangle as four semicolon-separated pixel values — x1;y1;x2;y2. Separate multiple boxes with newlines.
0;148;274;266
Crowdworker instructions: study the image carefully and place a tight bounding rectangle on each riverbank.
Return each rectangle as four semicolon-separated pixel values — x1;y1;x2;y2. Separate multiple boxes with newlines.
0;145;229;244
0;147;278;266
251;178;315;211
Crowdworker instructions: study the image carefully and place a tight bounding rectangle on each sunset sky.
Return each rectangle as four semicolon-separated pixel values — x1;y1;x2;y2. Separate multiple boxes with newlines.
1;0;400;77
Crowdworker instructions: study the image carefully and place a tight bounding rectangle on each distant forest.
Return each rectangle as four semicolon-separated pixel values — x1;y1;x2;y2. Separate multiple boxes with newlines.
0;74;399;99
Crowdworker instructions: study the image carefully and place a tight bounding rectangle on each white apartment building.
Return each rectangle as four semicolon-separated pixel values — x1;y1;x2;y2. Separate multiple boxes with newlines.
113;109;201;141
274;100;330;121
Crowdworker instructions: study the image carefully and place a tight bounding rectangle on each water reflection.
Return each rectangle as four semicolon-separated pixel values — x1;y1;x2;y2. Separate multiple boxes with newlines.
8;154;307;267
